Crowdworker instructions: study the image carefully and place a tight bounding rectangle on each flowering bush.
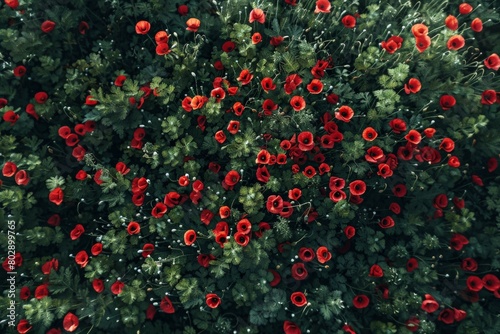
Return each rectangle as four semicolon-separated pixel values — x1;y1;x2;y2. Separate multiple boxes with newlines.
1;0;499;333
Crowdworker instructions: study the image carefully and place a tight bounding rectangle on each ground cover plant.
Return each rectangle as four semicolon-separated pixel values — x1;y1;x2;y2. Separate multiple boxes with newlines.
0;0;499;333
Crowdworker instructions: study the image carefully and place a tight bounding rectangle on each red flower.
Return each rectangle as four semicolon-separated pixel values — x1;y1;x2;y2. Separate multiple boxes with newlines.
49;187;64;205
141;243;154;258
249;8;265;23
471;174;483;186
177;4;189;16
466;275;483;292
447;35;465;51
41;20;56;33
291;262;308;280
234;231;250;246
377;163;393;178
487;157;498;172
2;161;17;177
90;243;102;256
379;216;395;228
20;286;30;300
484;53;500;71
326;93;339;104
404;78;422;94
405;317;420;332
369;264;384;277
298;247;315;262
266;195;283;214
206;293;221;308
135;20;151;34
284;74;302;94
344;226;356;239
223;170;240;188
13;65;26;77
349;180;366;196
14;170;29;186
461;258;478;272
341;14;356;28
459;3;473;15
197;253;216;267
214;130;226;144
481;89;497;105
448;156;460;168
237;69;253;85
445;15;458;30
392;184;407;197
78;21;89;35
302;166;316;178
352;294;369;309
316;246;331;264
290;95;306;111
415;35;431;52
34;284;49;299
155;43;172;56
160;296;175;313
3;110;19;125
270;36;284;47
454;308;467;322
411;23;428;38
221;40;235;52
381;35;404;54
433;193;448;209
421;294;439;313
75;250;89;268
389;118;407;133
184;229;197;246
342;324;357;334
25;103;39;120
290;292;307;307
438;309;455;325
389;202;401;214
127;221;141;235
482;274;500;292
110;280;125;295
70;224;85;240
297;131;314;151
314;0;331;13
227;120;240;134
260;77;276;93
146;304;156;320
4;0;19;9
17;319;32;334
471;18;483;32
306;79;323;94
186;18;201;32
450;233;469;250
361;127;378;141
251;32;262;44
335;105;354;122
440;95;456;110
406;258;419;272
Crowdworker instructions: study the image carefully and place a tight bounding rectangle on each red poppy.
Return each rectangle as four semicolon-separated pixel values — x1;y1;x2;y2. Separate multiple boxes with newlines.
227;120;240;134
438;309;455;325
182;97;193;112
291;262;308;280
296;247;315;262
335;105;354;122
406;258;419;272
186;18;201;32
70;224;85;240
314;0;331;13
2;110;19;125
487;157;498;172
75;250;89;268
190;96;208;111
135;20;151;34
459;3;473;14
160;296;175;313
49;187;64;205
316;246;331;264
296;131;314;151
110;280;125;295
450;233;469;250
433;194;448;209
341;15;356;28
369;264;384;277
482;274;500;292
404;78;422;94
270;36;284;47
447;35;465;51
388;118;406;134
306;79;323;94
444;15;458;30
234;231;250;246
381;36;403;54
261;77;276;93
415;35;431;52
353;294;369;309
302;166;316;178
440;94;456;110
41;20;56;33
466;275;484;292
377;164;393;178
347;180;365;196
361;127;377;141
411;23;428;37
177;4;189;15
266;195;283;214
223;170;240;188
197;253;215;267
421;294;439;313
290;292;307;308
481;89;497;105
34;284;49;299
379;216;395;228
439;137;455;152
13;170;29;186
422;127;435;138
471;18;483;32
237;69;253;85
290;95;306;111
214;130;226;144
25;103;39;120
249;8;265;23
63;312;80;332
154;31;169;44
221;40;235;52
252;32;262;44
404;316;420;332
183;229;197;246
206;293;221;308
284;74;302;94
127;221;141;235
484;53;500;71
13;65;26;77
5;0;19;9
210;87;226;103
